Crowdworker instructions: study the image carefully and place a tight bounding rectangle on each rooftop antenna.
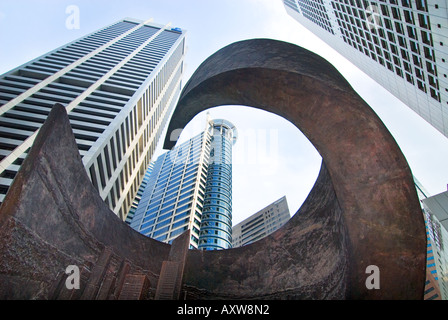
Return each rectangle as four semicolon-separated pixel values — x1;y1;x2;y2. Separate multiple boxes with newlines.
205;111;213;131
206;111;212;123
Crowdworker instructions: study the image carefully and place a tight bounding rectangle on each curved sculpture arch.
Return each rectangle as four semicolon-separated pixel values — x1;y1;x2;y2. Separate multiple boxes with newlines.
0;39;426;300
163;38;426;299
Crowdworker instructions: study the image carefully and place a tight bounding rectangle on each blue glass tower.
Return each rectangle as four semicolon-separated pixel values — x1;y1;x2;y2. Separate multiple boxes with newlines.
129;131;209;248
128;117;237;250
125;161;155;225
198;119;237;250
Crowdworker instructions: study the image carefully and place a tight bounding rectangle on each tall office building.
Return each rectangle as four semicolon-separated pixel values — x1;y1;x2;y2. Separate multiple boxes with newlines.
0;18;187;219
422;190;448;299
414;177;441;299
129;118;237;250
198;119;237;250
424;222;442;300
283;0;448;138
232;196;291;248
125;161;155;225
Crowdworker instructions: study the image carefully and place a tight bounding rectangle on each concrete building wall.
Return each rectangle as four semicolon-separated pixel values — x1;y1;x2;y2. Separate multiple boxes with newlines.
232;196;291;247
283;0;448;138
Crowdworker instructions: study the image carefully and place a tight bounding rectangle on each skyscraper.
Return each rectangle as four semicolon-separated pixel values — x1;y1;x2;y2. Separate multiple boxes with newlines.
0;18;187;220
129;117;237;250
414;177;441;300
130;130;209;248
198;119;237;250
232;196;291;248
282;0;448;138
422;190;448;299
125;161;155;225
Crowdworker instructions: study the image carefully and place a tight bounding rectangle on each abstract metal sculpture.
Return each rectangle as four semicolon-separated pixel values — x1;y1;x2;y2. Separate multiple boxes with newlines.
0;39;426;300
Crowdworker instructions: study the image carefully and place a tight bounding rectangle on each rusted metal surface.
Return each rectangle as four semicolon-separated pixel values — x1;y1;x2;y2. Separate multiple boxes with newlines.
118;274;150;300
0;103;170;299
155;230;190;300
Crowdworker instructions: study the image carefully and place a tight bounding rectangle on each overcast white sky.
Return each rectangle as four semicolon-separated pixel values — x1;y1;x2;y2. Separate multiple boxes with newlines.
1;0;447;225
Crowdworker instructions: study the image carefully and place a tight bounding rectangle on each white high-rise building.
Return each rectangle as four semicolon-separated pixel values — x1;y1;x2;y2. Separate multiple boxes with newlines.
283;0;448;138
0;18;187;220
232;196;291;248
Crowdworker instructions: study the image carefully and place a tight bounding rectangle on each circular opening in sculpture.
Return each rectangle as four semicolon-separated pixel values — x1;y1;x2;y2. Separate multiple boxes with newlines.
172;105;322;233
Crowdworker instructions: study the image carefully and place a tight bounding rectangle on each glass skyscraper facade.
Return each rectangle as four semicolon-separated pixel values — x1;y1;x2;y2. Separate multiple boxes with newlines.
283;0;448;138
125;161;155;225
0;18;187;219
198;119;237;250
129;118;237;250
130;130;209;248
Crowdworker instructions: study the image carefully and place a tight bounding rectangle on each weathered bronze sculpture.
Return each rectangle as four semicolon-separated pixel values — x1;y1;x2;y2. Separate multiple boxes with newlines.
0;39;426;299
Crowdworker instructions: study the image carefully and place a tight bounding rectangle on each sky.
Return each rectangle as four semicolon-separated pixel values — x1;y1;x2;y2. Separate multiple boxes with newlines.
1;0;447;225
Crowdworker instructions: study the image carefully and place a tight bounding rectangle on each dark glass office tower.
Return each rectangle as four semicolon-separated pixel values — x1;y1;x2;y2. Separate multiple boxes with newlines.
0;18;187;219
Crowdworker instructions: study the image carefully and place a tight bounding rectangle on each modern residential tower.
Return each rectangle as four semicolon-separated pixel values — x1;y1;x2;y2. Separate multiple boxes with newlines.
129;117;237;250
283;0;448;138
0;18;187;220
